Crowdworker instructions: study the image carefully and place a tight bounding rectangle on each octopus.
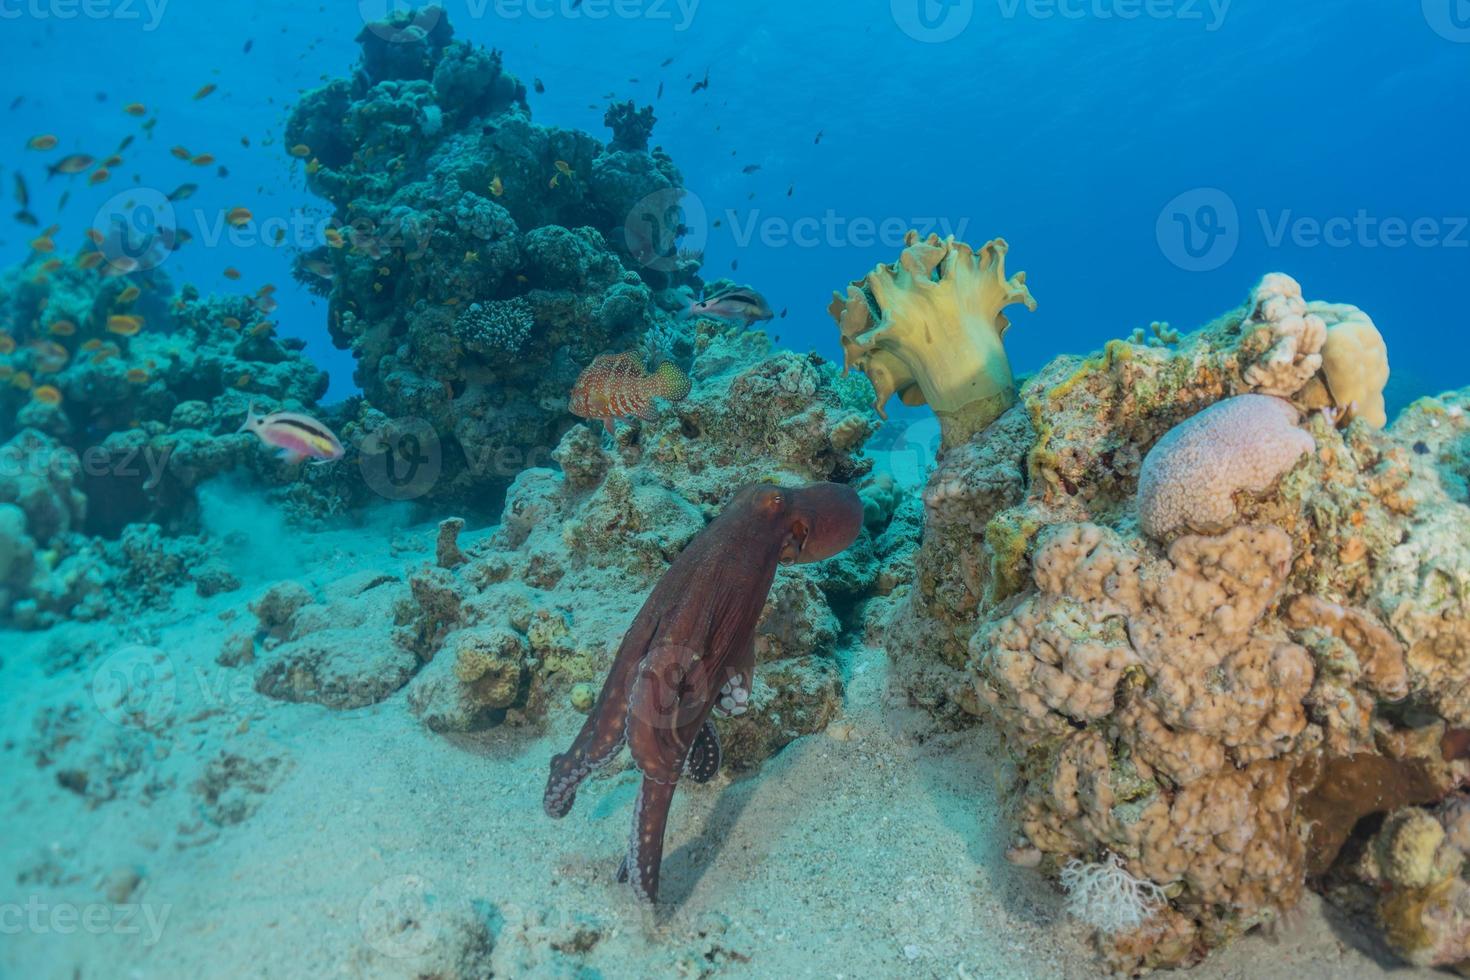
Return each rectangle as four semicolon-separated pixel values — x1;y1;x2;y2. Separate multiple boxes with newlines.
543;482;864;903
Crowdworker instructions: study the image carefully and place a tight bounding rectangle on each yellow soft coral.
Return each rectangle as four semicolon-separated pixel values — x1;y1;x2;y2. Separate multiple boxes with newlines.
829;231;1037;451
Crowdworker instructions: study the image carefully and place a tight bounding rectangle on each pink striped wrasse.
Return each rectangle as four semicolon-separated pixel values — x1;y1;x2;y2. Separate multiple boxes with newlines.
569;352;692;435
238;403;344;464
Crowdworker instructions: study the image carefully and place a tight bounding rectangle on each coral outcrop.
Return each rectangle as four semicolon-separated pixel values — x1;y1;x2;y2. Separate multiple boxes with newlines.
830;232;1036;452
888;269;1470;970
287;7;703;513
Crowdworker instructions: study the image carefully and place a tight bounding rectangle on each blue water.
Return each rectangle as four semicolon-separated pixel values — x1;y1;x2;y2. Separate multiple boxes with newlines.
3;0;1466;405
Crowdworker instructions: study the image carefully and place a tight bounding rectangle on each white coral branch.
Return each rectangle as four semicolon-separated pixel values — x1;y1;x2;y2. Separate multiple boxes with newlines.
1059;852;1166;935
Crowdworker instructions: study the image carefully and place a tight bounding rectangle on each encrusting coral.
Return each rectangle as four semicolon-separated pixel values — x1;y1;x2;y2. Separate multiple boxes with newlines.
882;265;1470;971
829;232;1036;452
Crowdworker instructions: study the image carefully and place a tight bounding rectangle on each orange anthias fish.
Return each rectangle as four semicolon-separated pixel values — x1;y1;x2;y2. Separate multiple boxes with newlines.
238;404;345;465
569;352;691;435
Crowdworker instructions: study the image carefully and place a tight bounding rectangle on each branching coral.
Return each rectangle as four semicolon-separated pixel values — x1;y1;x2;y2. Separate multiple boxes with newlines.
829;232;1036;451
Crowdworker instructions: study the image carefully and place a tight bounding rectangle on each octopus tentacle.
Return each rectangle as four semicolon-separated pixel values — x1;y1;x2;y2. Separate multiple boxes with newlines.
543;737;625;819
684;720;722;783
622;775;679;903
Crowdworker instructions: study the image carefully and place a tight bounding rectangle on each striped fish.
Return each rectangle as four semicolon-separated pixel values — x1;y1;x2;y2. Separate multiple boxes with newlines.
239;403;344;464
569;352;692;435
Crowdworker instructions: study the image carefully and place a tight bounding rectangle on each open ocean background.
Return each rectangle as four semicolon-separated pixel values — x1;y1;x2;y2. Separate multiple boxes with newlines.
2;0;1466;410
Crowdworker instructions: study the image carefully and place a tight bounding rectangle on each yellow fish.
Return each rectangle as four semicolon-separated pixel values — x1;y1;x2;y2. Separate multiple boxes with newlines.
490;175;504;197
290;144;312;158
27;134;58;151
106;314;144;336
32;385;62;406
118;285;141;303
554;160;573;176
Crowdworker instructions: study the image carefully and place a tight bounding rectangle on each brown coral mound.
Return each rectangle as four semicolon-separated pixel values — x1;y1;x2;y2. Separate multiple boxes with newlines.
887;272;1470;971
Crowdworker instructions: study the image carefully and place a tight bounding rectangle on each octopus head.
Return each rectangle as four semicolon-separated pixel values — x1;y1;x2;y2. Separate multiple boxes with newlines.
741;482;863;565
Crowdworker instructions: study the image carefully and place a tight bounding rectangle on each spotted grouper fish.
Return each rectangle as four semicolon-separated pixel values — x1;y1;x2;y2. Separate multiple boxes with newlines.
569;352;691;435
239;403;345;464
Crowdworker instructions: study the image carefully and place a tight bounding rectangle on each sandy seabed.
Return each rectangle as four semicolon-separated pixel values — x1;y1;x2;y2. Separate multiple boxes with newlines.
0;516;1440;980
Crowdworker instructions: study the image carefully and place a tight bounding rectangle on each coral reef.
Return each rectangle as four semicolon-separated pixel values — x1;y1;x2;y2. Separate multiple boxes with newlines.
287;7;703;513
888;268;1470;970
223;320;901;786
0;248;351;626
829;232;1036;452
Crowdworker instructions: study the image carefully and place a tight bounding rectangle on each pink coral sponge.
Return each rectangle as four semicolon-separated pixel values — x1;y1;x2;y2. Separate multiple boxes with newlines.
1137;394;1314;539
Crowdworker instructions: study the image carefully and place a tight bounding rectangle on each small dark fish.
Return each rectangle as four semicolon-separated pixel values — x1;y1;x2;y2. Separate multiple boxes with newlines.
534;78;545;94
713;219;722;228
742;164;761;174
571;0;583;7
95;92;107;102
142;118;157;133
692;70;709;94
779;308;788;319
814;130;823;144
217;166;229;178
117;134;134;153
786;184;794;197
660;57;674;67
657;82;664;99
14;172;29;207
14;210;38;227
57;191;69;210
243;38;253;53
8;96;23;110
167;182;199;201
731;259;738;271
